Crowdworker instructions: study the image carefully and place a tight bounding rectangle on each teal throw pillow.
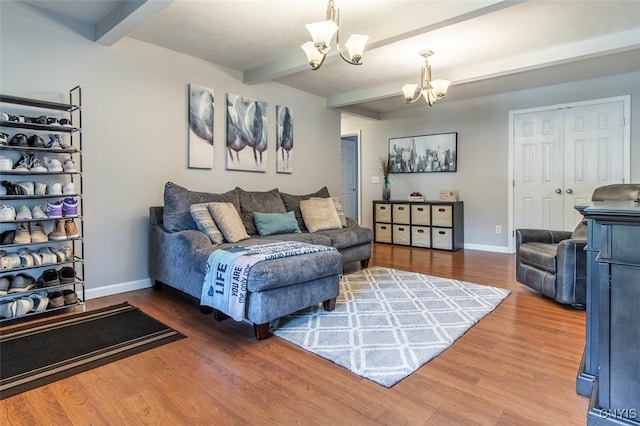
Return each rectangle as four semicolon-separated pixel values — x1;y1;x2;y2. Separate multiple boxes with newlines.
253;211;301;237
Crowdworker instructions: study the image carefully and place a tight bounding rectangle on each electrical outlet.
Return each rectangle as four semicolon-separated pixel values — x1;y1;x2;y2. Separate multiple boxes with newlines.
495;225;501;234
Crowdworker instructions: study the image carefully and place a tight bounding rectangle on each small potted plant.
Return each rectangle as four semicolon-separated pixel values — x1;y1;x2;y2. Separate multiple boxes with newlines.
379;157;391;200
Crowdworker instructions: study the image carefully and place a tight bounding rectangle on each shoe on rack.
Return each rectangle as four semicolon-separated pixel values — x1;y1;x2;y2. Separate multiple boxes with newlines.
33;182;47;195
47;118;61;126
62;289;77;305
15;205;33;221
62;198;78;216
2;181;17;195
31;205;48;220
0;300;16;318
0;155;13;171
37;247;57;264
0;275;10;296
30;291;49;312
46;200;63;218
1;230;16;245
1;252;21;269
14;222;32;244
0;132;8;145
62;181;75;195
30;222;48;243
62;159;77;173
15;181;35;195
27;135;45;148
64;219;80;239
40;269;60;287
9;133;28;146
48;291;64;308
14;297;34;317
58;118;73;128
0;205;16;221
47;182;62;195
17;248;34;267
59;266;75;284
8;273;35;293
29;157;48;173
12;154;31;172
48;219;67;241
51;247;66;262
46;134;63;149
43;157;63;172
60;246;73;261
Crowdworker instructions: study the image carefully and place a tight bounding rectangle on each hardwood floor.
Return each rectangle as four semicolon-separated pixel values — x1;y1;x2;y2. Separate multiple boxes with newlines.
1;244;589;425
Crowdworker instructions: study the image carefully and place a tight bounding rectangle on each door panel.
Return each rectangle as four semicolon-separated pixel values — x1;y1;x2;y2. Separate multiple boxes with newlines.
340;137;358;220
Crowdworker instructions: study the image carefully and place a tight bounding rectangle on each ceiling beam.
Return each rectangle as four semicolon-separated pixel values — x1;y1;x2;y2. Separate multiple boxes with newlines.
95;0;172;46
326;28;640;109
243;0;525;84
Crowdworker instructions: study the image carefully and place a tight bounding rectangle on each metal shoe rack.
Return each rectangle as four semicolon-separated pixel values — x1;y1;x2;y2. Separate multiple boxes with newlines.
0;86;85;323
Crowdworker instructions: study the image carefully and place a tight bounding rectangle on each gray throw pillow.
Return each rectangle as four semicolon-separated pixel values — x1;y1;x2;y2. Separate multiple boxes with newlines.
163;182;240;233
280;187;330;232
190;203;224;245
235;187;286;235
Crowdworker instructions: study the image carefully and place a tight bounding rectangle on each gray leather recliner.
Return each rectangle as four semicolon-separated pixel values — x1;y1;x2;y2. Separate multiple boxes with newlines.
516;184;640;307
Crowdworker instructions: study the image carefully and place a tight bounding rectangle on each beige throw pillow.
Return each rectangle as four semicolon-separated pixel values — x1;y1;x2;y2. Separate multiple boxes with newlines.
312;196;347;228
190;203;224;245
207;202;249;243
300;197;343;233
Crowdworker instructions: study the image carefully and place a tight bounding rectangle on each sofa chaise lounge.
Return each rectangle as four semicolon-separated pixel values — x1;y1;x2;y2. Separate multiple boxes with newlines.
148;182;373;338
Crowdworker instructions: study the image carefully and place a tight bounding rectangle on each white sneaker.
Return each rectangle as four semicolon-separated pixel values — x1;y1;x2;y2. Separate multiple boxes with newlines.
38;247;57;264
47;182;62;195
34;182;47;195
44;157;63;172
15;181;34;195
0;156;13;171
30;157;48;173
62;181;75;195
32;205;48;220
1;252;21;269
15;205;33;220
0;205;16;220
62;159;77;173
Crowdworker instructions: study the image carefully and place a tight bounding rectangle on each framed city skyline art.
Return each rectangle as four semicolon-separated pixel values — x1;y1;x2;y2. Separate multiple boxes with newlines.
388;132;457;173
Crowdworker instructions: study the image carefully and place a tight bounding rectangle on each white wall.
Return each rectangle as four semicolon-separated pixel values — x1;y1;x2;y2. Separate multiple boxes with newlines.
343;71;640;252
1;2;341;297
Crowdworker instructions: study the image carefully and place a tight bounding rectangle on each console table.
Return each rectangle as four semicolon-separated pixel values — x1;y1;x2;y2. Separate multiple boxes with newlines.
576;200;640;425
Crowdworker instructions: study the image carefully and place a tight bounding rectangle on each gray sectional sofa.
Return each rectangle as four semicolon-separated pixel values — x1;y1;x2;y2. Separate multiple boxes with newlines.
148;182;373;337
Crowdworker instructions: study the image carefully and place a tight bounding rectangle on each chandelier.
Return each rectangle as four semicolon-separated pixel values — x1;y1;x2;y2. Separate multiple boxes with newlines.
401;50;451;106
301;0;369;70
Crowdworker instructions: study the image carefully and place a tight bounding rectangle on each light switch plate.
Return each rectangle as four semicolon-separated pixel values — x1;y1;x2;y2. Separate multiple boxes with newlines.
371;176;380;184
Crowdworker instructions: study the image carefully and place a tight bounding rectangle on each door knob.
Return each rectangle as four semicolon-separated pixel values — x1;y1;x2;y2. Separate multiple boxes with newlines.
566;188;573;194
555;188;562;194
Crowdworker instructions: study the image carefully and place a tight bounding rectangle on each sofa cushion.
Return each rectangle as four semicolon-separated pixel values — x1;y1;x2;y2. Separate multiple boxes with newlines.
163;181;239;232
190;203;224;245
208;202;250;243
316;226;374;249
235;187;287;235
518;242;558;273
300;197;342;233
280;187;330;232
263;231;332;247
253;211;301;237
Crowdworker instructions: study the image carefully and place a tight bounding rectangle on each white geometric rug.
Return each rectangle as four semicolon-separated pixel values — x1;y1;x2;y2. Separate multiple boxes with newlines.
272;267;510;387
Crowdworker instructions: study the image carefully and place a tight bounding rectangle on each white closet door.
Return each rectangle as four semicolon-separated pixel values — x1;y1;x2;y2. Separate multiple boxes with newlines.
513;109;565;231
563;101;625;229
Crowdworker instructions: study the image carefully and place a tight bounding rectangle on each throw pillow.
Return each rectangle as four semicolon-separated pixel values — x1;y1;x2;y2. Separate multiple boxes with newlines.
190;203;224;245
253;211;301;237
163;181;240;233
280;187;331;232
299;197;342;233
312;196;347;228
207;202;249;243
235;187;287;236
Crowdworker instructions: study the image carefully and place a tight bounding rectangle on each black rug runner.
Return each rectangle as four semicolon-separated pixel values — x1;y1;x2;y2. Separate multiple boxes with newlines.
0;302;185;399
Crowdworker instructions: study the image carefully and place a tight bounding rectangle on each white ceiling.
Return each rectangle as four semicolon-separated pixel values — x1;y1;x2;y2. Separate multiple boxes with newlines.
20;0;640;118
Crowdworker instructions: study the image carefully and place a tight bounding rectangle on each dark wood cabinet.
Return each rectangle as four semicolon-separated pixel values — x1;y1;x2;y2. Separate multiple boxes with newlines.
577;201;640;426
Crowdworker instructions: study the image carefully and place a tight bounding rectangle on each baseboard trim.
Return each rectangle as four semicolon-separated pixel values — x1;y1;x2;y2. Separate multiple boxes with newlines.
463;243;510;253
85;278;152;300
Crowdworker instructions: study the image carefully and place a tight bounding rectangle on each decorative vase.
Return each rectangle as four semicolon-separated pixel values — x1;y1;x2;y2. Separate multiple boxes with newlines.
382;177;391;200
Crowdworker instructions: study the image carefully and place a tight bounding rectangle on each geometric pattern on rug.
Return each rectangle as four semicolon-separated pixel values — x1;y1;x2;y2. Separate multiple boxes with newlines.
272;267;510;387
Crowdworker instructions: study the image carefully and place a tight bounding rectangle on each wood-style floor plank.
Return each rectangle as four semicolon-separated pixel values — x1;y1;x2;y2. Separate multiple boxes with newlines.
0;244;590;425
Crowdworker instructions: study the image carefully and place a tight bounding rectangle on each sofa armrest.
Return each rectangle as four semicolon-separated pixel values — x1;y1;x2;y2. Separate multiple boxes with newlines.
555;239;588;305
516;229;573;247
345;217;360;228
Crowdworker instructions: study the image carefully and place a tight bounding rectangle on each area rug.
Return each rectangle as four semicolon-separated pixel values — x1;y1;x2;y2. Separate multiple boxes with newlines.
272;267;510;387
0;302;185;399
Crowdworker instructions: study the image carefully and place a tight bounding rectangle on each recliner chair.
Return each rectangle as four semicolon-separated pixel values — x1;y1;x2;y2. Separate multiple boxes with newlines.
515;184;640;307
